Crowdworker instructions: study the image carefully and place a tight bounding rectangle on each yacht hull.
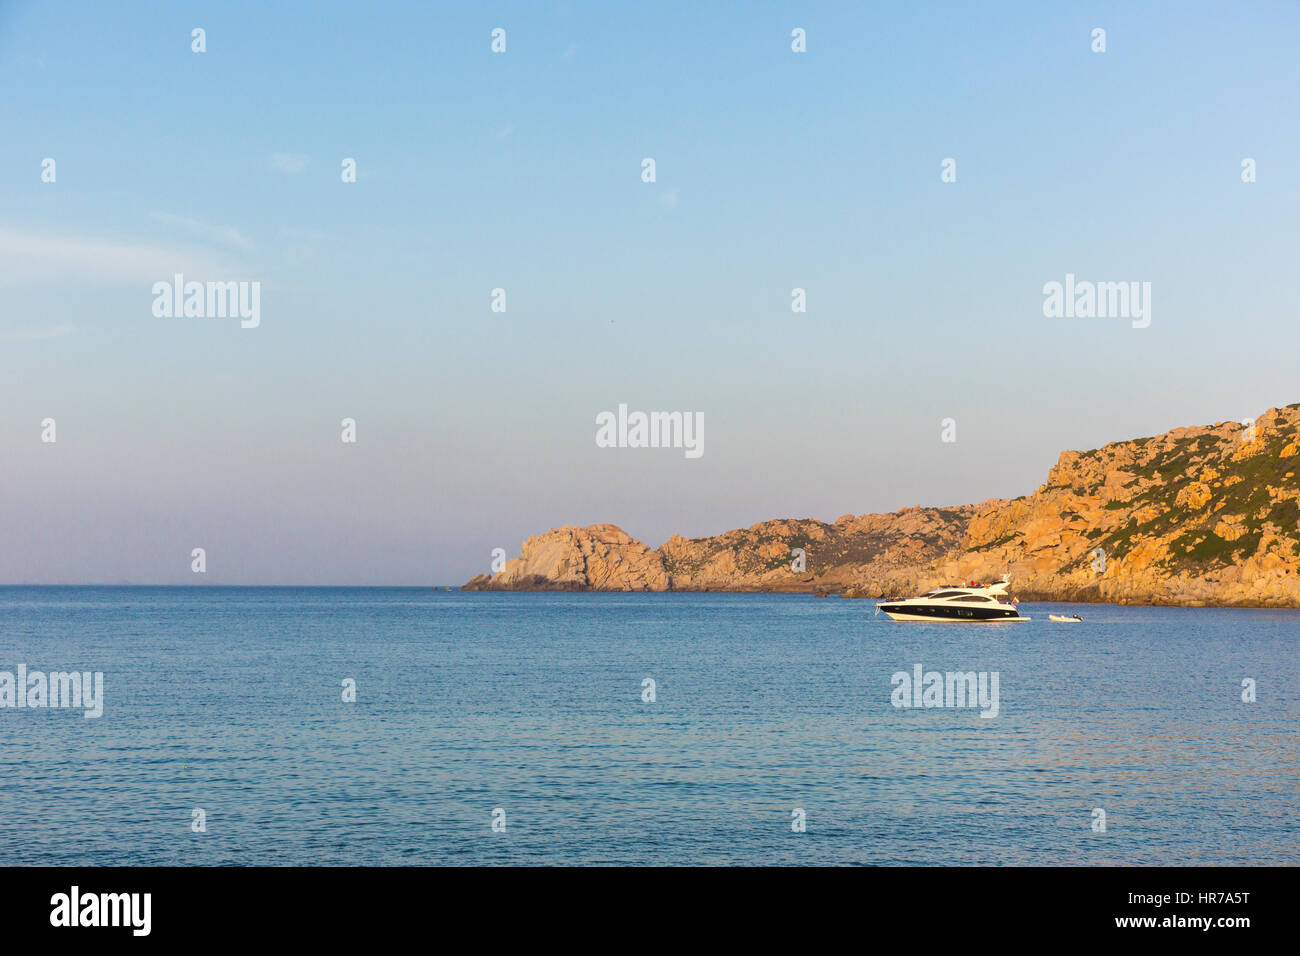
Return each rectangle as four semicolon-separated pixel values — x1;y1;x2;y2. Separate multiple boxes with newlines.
879;604;1027;622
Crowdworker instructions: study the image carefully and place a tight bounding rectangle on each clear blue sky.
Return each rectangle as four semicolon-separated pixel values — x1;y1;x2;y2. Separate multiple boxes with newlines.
2;1;1297;584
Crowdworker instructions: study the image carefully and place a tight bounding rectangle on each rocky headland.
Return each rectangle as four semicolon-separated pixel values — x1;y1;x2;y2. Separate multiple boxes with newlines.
463;404;1300;607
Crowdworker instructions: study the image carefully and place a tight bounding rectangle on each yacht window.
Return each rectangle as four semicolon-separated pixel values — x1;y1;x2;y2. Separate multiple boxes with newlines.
953;595;992;602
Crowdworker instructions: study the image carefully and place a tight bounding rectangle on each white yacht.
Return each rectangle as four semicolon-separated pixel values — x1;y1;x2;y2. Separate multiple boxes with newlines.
876;579;1028;622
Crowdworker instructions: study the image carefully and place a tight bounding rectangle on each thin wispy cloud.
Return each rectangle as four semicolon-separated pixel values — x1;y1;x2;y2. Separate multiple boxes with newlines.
2;323;76;342
270;152;310;174
0;226;241;285
152;212;255;252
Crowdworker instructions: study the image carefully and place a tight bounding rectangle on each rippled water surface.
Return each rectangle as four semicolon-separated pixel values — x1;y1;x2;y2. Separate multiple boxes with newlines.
1;588;1296;865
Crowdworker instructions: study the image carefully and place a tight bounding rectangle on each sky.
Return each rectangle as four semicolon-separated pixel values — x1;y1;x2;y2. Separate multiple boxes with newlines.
2;0;1298;584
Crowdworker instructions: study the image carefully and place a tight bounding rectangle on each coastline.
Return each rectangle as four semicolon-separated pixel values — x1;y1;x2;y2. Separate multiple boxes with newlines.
460;583;1300;609
465;403;1300;608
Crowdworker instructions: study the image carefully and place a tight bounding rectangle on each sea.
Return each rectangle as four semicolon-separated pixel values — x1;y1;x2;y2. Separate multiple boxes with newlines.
1;587;1295;866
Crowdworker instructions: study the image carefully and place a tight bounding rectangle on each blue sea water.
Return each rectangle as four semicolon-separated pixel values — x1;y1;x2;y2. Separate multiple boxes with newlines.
0;587;1295;866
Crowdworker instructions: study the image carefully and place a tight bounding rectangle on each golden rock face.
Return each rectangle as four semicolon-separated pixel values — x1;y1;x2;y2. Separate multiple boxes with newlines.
464;404;1300;606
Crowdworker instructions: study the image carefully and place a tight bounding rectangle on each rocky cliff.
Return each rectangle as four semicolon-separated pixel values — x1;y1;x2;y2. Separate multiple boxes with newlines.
463;404;1300;607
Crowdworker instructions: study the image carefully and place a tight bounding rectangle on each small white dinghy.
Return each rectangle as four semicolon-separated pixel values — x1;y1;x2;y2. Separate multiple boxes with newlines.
1049;613;1083;623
